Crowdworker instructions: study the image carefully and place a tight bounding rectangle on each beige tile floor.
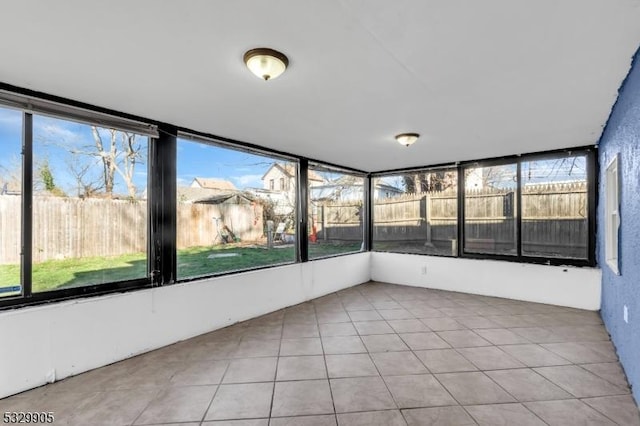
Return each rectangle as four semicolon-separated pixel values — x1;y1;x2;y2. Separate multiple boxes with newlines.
1;281;639;425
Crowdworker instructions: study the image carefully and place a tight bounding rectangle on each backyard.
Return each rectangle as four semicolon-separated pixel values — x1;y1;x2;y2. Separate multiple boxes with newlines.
0;241;362;295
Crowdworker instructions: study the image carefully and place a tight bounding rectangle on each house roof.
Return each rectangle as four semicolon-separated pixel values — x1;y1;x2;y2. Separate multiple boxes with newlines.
262;163;324;183
374;183;403;192
192;178;237;191
193;192;255;204
178;186;232;202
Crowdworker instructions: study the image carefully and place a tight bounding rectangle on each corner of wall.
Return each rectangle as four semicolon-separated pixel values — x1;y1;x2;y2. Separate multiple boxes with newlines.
0;252;370;399
596;45;640;405
370;252;601;310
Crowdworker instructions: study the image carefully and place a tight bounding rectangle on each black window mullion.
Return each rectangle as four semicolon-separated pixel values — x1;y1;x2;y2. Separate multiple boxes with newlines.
516;160;523;257
21;112;33;298
587;149;598;266
298;159;309;262
364;174;373;251
457;164;465;257
149;125;177;285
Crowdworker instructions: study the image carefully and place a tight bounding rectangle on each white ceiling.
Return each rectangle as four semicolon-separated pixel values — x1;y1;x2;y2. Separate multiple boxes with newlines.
1;0;640;172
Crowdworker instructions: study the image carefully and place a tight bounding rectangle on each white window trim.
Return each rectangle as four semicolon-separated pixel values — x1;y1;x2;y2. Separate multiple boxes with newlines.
605;154;620;275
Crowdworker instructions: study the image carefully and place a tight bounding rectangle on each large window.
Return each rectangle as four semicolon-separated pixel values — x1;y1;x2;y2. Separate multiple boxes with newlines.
0;106;22;298
176;138;297;279
462;155;590;260
31;115;149;292
308;164;365;259
373;169;458;256
463;163;518;255
521;154;588;259
374;149;594;265
605;154;620;274
0;86;597;310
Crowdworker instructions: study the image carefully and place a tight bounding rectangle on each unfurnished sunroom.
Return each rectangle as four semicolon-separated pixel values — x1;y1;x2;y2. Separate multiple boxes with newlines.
1;1;640;425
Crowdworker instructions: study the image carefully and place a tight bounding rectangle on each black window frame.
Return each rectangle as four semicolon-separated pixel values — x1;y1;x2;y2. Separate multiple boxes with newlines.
0;85;369;310
0;93;159;310
0;82;597;311
371;165;460;258
174;132;302;281
461;158;520;258
372;147;597;267
307;161;368;261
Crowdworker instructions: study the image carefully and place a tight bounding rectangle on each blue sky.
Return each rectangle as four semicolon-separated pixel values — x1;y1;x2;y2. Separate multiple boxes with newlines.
2;105;585;196
0;104;351;196
0;105;289;195
0;107;22;174
177;138;280;190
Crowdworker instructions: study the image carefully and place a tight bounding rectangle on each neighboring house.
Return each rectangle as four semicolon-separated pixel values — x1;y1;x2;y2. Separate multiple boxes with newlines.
178;177;238;203
262;163;323;194
245;187;294;217
310;175;402;202
464;167;484;190
258;163;324;217
178;186;228;203
191;177;237;192
374;183;404;199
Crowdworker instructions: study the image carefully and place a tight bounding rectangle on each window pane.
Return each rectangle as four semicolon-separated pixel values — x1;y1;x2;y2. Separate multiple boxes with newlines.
309;165;364;259
464;164;517;255
0;107;22;297
605;156;619;273
177;139;297;278
373;169;458;256
521;155;588;259
32;115;148;292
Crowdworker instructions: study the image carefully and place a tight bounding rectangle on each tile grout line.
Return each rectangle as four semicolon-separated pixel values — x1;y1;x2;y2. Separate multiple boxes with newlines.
3;282;637;425
196;341;234;424
266;314;285;422
316;292;339;424
362;287;414;423
382;286;461;425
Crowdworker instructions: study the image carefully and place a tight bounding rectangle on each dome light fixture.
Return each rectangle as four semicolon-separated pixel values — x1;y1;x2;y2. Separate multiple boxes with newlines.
243;48;289;81
395;132;420;147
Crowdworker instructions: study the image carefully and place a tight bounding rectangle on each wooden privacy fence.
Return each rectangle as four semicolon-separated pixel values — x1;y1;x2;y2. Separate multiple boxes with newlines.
0;182;587;262
325;182;587;256
176;202;263;248
312;202;363;241
0;196;264;264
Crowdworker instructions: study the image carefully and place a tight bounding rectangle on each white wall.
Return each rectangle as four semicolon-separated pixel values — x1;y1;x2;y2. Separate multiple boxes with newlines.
371;252;601;310
0;253;370;399
1;251;604;399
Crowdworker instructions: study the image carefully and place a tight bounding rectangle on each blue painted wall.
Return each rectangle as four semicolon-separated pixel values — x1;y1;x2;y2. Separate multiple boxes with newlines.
598;47;640;404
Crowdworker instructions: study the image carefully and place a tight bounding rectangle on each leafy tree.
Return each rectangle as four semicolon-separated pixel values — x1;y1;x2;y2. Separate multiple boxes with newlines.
39;160;55;192
35;159;65;196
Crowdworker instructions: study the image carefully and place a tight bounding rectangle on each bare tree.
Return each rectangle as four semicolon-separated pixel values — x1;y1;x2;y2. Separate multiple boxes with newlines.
67;160;103;198
87;128;143;198
0;155;21;193
36;123;146;198
402;171;456;194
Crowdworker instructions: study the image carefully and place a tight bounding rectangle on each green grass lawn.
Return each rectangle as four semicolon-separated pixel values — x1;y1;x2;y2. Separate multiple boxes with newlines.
0;241;362;295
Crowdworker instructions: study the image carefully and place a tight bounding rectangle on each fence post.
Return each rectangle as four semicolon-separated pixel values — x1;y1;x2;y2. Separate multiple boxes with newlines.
424;194;434;247
322;204;327;241
267;220;274;249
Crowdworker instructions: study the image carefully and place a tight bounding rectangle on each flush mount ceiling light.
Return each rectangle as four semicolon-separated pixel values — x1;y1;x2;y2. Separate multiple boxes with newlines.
243;48;289;81
395;133;420;147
